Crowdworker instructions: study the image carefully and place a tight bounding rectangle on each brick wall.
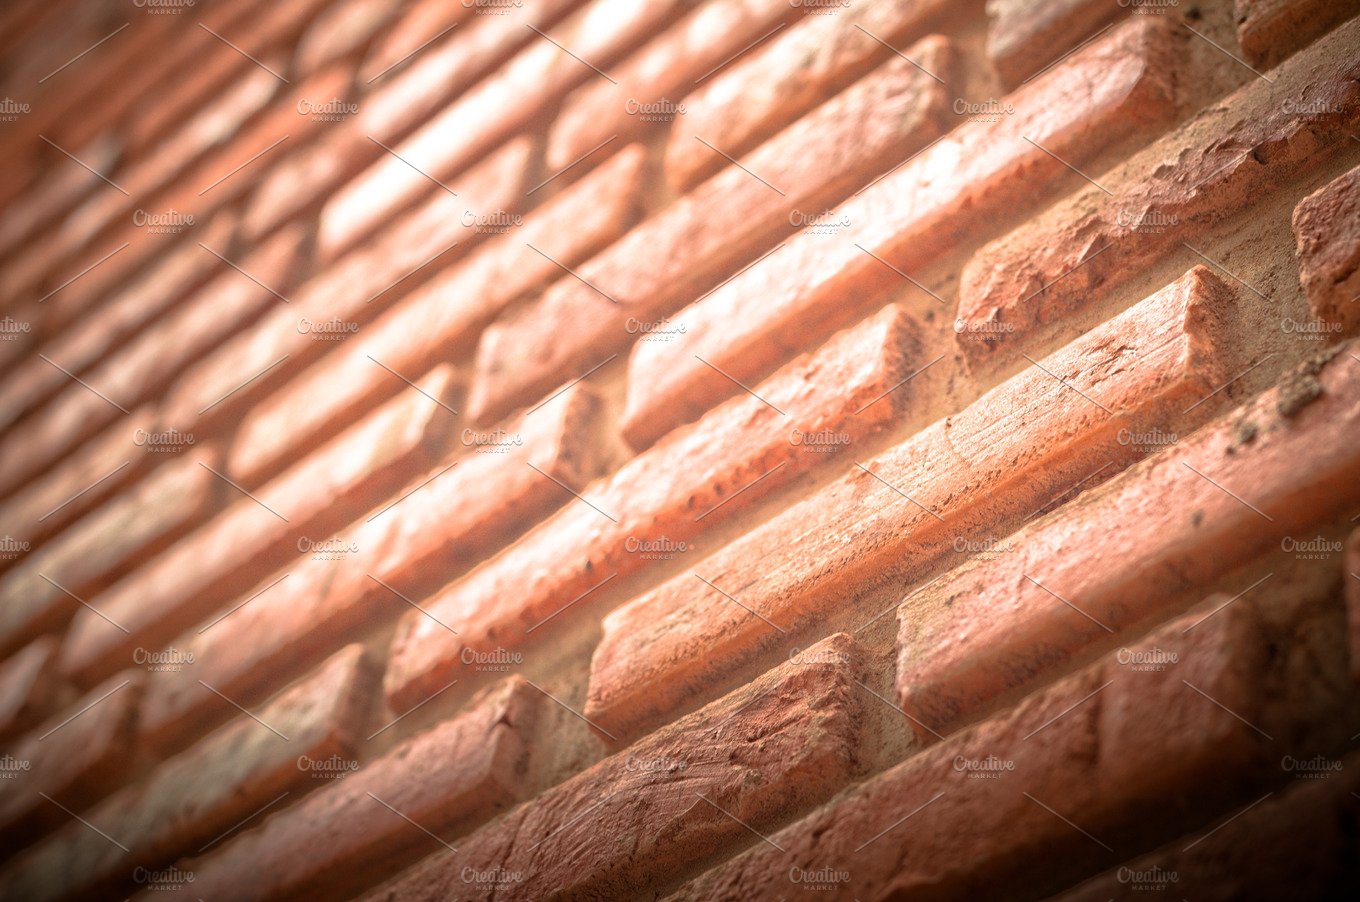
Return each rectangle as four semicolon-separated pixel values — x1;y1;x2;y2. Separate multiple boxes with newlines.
0;0;1358;899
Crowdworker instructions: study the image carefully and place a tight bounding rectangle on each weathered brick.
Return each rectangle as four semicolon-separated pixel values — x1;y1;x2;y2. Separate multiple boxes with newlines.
0;636;58;742
316;0;685;261
137;385;602;755
545;0;808;173
956;17;1360;364
387;305;923;710
899;345;1360;736
1234;0;1360;69
469;40;956;425
1293;162;1360;337
662;0;952;193
368;633;872;901
986;0;1126;86
590;267;1238;739
1;645;374;902
0;672;143;849
58;368;460;688
622;15;1190;449
0;453;218;656
673;605;1275;901
163;140;530;433
179;678;541;900
226;145;644;486
1053;750;1360;900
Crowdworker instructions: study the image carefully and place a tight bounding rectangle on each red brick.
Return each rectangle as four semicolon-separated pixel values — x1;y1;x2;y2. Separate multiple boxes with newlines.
1;645;374;902
0;453;218;656
622;15;1190;450
0;672;143;850
672;604;1277;901
163;140;531;433
0;408;159;565
1053;751;1360;900
358;0;476;83
662;0;952;193
294;0;400;75
0;636;58;742
137;385;602;755
899;345;1360;736
0;134;118;261
956;17;1360;364
316;0;684;261
226;145;644;486
1293;162;1360;337
986;0;1127;86
57;368;460;688
388;306;922;710
367;633;872;901
0;224;305;499
181;678;541;900
589;267;1238;739
469;41;956;425
1235;0;1360;68
545;0;810;173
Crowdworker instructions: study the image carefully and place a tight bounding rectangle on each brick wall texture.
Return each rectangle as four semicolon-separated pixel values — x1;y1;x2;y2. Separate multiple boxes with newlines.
1;0;1358;899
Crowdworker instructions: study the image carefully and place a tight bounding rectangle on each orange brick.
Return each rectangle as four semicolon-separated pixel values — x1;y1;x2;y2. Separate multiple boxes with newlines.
986;0;1126;86
899;346;1360;736
469;40;956;425
181;678;541;900
0;453;218;656
672;605;1276;901
388;306;924;711
0;672;143;850
163;140;530;434
226;145;644;486
545;0;809;173
367;633;872;901
1234;0;1360;68
662;0;952;193
589;267;1237;739
622;14;1189;450
956;17;1360;365
58;368;460;688
316;0;684;261
1293;162;1360;337
1;645;374;902
137;385;602;756
0;636;58;742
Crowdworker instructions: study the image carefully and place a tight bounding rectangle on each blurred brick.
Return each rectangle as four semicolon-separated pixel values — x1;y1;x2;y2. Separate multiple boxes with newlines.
1293;162;1360;338
1;645;373;902
387;305;923;711
986;0;1126;86
1234;0;1360;68
469;39;956;425
182;678;541;900
0;636;58;742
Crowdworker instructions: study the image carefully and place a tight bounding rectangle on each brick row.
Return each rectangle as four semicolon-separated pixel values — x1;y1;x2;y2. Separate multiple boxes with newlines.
1234;0;1360;68
955;16;1360;366
985;0;1126;87
621;15;1191;450
0;636;57;742
366;633;873;901
1293;162;1360;337
0;453;218;656
0;672;143;850
899;344;1360;737
1;645;374;901
226;144;644;486
662;0;953;193
468;38;956;425
386;304;925;711
57;367;460;688
178;678;542;900
136;385;602;756
669;600;1308;900
588;267;1238;740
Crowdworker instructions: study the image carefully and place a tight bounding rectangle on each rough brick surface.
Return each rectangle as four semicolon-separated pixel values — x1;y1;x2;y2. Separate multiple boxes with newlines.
1294;162;1360;337
1234;0;1360;68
